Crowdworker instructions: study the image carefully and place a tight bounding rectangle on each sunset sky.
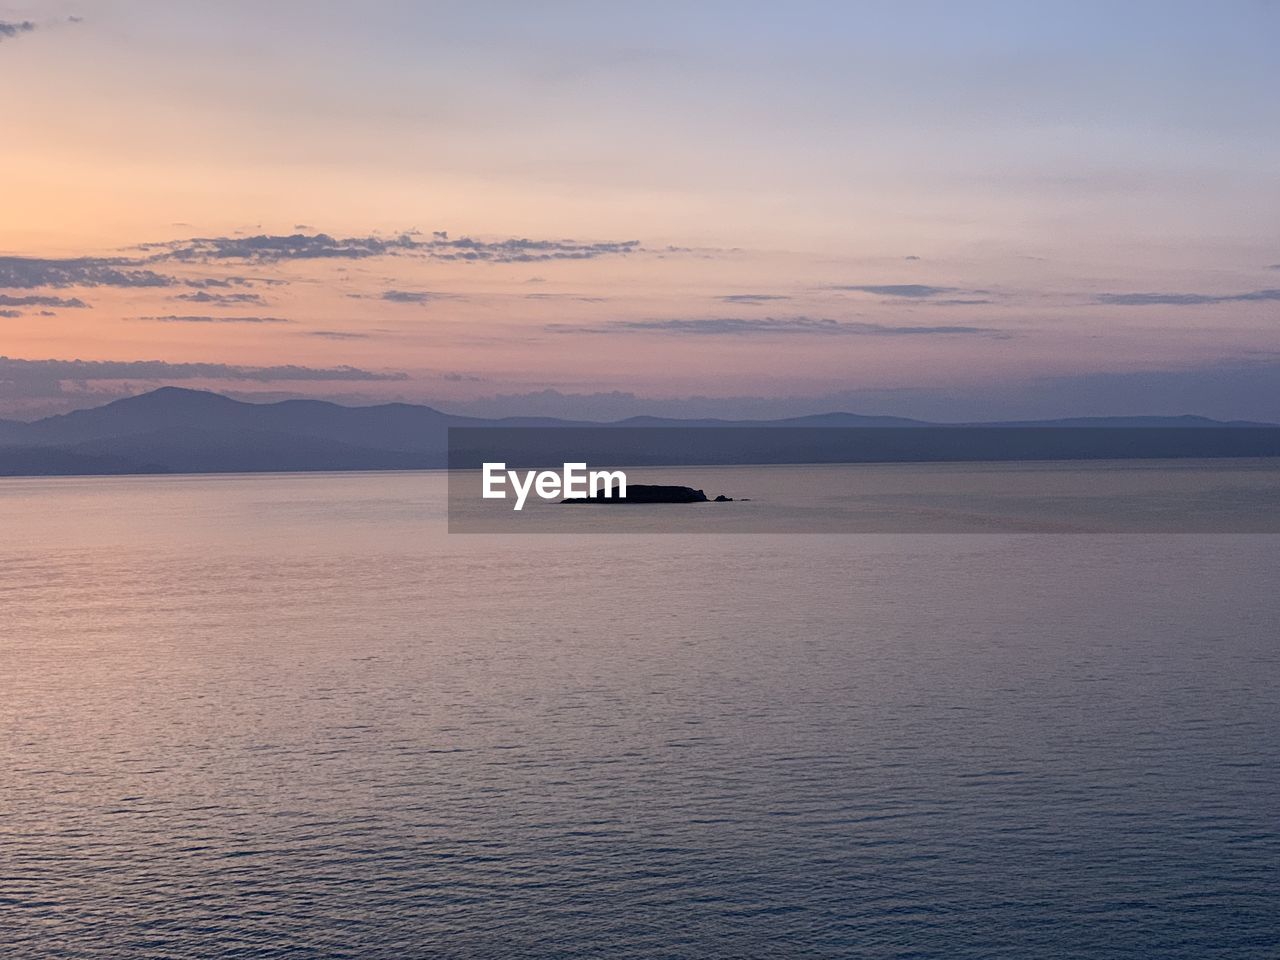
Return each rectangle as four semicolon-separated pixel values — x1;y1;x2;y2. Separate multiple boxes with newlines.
3;1;1279;420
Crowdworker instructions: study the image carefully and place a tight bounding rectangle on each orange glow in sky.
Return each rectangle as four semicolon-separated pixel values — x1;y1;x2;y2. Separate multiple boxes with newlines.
3;2;1279;420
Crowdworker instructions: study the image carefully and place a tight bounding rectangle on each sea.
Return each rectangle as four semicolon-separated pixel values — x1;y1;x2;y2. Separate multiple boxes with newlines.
2;464;1277;958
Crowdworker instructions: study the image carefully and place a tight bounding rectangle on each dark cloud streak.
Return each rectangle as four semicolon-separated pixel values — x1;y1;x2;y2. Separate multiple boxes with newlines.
831;284;956;298
145;232;641;264
0;20;35;41
718;294;791;304
549;316;1004;337
2;232;641;294
0;294;89;308
0;356;406;383
173;291;268;305
135;315;293;324
381;290;440;304
0;256;177;289
1096;288;1280;306
306;330;374;340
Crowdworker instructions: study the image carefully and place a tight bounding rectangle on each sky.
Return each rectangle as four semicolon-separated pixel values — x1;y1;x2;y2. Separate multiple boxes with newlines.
2;0;1279;421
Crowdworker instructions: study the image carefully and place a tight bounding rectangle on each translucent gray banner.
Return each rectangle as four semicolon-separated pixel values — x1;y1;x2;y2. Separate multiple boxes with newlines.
447;427;1280;533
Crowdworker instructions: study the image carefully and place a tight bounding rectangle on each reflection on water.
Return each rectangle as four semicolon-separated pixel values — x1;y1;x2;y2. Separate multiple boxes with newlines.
2;471;1277;958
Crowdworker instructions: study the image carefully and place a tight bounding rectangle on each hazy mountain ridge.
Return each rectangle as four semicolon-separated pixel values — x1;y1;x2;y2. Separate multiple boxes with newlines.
0;387;1276;477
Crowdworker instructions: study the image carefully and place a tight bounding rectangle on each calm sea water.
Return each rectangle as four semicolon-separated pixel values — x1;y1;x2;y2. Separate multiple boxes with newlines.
2;467;1277;959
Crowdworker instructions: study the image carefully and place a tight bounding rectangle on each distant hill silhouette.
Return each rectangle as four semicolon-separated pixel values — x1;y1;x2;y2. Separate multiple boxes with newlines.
0;387;1276;476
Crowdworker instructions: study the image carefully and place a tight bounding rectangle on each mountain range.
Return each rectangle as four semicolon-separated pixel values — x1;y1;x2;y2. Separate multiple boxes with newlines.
0;387;1276;476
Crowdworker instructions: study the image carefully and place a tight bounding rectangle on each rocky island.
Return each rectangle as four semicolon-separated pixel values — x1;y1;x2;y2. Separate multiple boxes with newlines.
562;484;735;504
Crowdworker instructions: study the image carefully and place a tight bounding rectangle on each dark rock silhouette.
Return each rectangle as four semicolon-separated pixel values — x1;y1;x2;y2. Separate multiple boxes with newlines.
713;494;733;502
562;484;711;504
